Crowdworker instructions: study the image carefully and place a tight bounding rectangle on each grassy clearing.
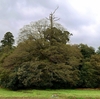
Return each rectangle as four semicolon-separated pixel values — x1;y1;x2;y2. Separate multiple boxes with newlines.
0;88;100;99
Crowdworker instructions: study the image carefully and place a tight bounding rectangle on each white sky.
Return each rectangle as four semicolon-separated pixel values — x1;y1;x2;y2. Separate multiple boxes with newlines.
0;0;100;49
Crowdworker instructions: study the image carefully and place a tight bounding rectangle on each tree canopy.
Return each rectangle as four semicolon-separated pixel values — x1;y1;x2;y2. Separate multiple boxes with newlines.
0;16;100;90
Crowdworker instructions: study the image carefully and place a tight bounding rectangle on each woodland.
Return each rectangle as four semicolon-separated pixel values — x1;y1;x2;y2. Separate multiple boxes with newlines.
0;12;100;90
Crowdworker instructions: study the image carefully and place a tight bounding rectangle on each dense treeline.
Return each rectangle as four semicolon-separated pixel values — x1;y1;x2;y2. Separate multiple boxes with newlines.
0;19;100;90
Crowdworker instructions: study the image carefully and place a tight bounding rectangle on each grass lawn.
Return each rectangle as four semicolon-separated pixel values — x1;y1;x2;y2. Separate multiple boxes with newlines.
0;88;100;99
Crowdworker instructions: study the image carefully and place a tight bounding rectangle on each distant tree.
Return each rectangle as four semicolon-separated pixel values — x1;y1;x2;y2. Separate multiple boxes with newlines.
79;61;96;88
90;54;100;87
0;32;15;65
1;32;14;48
78;44;95;59
0;32;15;66
77;44;96;88
96;46;100;54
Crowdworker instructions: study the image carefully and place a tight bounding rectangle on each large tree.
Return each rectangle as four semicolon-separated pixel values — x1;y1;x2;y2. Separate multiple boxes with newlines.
0;17;83;90
1;39;82;90
0;32;15;66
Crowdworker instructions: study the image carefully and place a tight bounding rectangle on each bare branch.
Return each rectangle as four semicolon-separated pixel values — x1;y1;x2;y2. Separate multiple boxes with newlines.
46;6;59;29
52;6;59;15
54;18;60;21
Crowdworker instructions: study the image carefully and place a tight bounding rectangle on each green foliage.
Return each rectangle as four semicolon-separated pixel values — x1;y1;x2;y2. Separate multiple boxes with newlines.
1;18;100;90
43;27;72;44
96;46;100;54
0;46;14;64
0;69;9;87
78;53;100;88
90;54;100;87
79;61;96;88
1;32;14;48
0;32;15;66
0;24;83;90
1;39;82;90
18;19;72;44
78;44;95;58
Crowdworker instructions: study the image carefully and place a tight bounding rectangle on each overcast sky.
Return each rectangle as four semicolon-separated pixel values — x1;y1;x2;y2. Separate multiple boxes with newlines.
0;0;100;49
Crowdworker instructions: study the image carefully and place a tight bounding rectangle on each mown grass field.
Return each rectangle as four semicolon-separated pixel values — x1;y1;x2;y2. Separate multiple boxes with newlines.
0;88;100;99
